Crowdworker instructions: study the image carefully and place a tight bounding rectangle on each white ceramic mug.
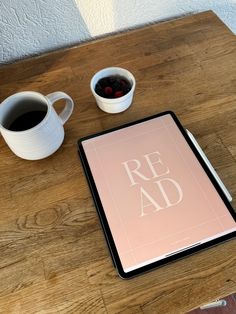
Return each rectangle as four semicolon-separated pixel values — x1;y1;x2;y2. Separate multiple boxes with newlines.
90;67;136;114
0;91;74;160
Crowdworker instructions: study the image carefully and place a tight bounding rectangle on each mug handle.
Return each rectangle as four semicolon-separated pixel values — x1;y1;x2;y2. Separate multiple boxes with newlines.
46;92;74;125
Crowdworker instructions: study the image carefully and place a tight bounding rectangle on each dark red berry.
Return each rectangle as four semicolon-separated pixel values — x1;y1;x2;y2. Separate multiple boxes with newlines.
99;77;109;88
104;86;113;95
95;75;131;98
120;80;127;87
114;90;124;98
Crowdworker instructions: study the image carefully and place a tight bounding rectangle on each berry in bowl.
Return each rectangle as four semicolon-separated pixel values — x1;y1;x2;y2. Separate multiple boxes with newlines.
90;67;136;113
95;75;132;99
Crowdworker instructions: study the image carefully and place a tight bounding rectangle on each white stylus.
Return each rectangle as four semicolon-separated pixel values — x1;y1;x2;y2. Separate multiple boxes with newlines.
186;129;232;202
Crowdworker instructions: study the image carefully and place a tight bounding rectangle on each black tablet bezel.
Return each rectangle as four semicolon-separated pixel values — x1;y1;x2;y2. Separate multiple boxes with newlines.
78;111;236;279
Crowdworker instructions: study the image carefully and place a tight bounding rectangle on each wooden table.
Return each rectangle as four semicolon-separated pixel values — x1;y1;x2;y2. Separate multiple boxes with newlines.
0;11;235;314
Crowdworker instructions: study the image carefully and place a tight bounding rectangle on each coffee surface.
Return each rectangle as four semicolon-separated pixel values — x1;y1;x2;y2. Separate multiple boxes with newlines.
8;110;47;131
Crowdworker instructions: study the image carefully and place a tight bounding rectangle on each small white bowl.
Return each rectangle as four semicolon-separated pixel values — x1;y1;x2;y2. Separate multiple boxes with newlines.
90;67;136;114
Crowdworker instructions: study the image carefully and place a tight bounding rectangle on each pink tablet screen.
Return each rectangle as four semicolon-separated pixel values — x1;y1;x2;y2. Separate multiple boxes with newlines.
82;114;236;272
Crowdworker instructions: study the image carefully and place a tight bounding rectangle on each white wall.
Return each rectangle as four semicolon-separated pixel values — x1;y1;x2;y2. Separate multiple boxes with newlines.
0;0;236;64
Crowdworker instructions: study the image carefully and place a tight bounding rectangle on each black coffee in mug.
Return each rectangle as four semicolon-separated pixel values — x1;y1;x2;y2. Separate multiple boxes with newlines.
3;98;48;132
8;110;47;131
0;91;74;160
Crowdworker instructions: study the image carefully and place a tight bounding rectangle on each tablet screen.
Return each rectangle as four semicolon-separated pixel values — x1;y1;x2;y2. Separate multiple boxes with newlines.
81;113;236;273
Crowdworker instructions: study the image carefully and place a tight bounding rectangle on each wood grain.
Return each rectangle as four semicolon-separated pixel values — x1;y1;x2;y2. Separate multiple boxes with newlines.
0;11;235;314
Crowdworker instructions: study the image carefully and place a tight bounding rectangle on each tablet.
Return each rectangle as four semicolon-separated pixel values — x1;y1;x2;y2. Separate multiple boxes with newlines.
78;111;236;279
